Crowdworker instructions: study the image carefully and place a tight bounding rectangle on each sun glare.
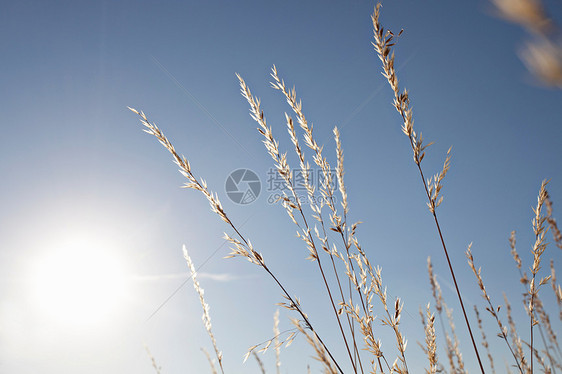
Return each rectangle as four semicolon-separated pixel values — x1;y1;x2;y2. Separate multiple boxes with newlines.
31;241;128;325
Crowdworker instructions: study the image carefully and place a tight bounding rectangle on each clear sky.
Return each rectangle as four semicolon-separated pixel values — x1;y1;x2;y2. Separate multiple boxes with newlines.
1;0;561;373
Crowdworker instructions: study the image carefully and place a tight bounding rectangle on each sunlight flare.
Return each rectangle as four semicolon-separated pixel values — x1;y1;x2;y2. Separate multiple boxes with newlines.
30;241;128;325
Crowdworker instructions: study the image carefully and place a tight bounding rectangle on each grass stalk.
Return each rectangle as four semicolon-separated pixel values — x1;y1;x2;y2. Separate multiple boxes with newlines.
371;4;485;372
529;180;550;373
129;107;345;374
238;73;355;373
466;244;523;373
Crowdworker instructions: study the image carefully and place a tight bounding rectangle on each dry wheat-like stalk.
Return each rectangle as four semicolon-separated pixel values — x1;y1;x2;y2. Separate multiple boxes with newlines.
244;325;298;364
144;345;163;374
529;180;551;372
510;231;530;286
274;309;281;374
490;0;562;87
342;237;409;373
237;73;350;373
550;260;562;321
183;245;224;374
427;257;456;373
474;305;496;374
545;191;562;250
273;66;384;374
445;303;466;373
507;229;556;366
340;282;385;372
371;4;484;372
128;108;230;225
490;0;562;88
504;293;530;372
420;303;438;374
270;66;345;236
490;0;553;34
503;232;559;371
466;243;523;373
370;264;407;372
292;318;339;374
533;297;562;370
271;72;347;264
507;225;555;367
524;339;553;373
271;68;362;372
520;40;562;88
333;126;349;224
270;70;354;296
505;359;514;374
333;125;365;373
202;347;219;374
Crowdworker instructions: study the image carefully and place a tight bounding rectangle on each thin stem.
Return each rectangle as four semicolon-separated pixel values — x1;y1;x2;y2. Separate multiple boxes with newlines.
261;263;345;374
411;138;485;374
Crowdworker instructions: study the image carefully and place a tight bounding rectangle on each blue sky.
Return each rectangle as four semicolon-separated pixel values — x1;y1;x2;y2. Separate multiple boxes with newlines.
1;0;561;373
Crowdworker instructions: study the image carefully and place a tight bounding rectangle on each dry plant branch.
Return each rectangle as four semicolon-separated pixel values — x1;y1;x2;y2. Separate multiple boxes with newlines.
466;244;523;373
419;303;438;374
529;180;551;372
508;231;559;371
292;318;339;374
129;107;343;374
545;191;562;250
504;293;530;372
427;258;457;373
490;0;562;87
145;345;163;374
475;305;496;374
445;303;466;373
202;347;219;374
274;309;281;374
183;245;224;374
550;261;562;321
237;74;350;373
371;4;485;372
270;66;367;374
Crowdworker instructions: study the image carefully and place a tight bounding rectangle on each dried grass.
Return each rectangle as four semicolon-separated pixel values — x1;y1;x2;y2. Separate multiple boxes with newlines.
144;345;163;374
490;0;562;87
133;2;561;373
474;306;496;374
183;245;224;373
